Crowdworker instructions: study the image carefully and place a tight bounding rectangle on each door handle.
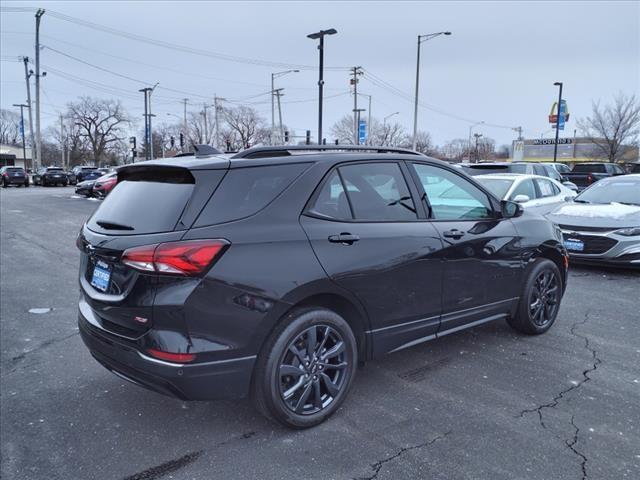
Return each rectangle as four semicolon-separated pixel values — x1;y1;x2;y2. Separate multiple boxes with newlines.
328;233;360;245
442;229;465;240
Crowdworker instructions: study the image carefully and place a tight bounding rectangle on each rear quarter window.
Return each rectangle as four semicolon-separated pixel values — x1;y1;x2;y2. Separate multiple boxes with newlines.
194;163;310;226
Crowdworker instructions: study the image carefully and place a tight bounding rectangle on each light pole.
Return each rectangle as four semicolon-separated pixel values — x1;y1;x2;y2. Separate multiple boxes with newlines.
412;31;451;151
271;70;298;145
552;82;563;163
467;121;484;162
382;112;399;146
307;28;337;145
474;133;483;162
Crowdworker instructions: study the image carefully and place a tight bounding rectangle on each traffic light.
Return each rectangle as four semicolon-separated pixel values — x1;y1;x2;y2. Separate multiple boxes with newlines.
284;131;289;143
170;136;175;148
305;130;311;145
129;136;136;149
179;133;185;147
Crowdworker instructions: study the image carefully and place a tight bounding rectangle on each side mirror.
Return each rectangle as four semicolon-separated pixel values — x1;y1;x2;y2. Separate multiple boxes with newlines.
563;181;579;192
501;200;524;218
512;194;530;203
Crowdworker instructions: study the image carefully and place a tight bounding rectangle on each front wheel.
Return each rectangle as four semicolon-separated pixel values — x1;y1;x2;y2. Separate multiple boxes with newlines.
252;308;358;429
508;258;562;335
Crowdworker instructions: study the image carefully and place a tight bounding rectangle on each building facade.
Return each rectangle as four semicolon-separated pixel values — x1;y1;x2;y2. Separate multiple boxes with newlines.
511;137;638;164
0;144;32;169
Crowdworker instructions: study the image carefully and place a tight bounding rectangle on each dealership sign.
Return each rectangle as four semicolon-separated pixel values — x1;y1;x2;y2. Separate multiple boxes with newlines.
533;138;573;145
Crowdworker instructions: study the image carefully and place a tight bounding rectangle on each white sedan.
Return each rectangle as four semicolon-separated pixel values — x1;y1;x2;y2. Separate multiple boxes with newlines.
475;173;578;215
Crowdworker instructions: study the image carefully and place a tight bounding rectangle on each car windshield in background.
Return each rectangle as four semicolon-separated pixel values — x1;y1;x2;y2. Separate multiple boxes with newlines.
576;178;640;205
465;165;509;176
509;164;528;174
47;168;64;171
475;177;514;199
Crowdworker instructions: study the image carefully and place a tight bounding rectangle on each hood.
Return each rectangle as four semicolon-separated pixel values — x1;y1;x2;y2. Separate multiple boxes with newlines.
547;202;640;228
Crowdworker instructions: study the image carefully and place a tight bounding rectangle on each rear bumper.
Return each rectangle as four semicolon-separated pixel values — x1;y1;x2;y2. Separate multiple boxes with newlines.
3;177;27;184
78;309;256;401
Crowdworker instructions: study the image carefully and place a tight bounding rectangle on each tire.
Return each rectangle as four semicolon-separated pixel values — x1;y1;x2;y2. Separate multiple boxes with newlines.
252;307;358;429
24;181;29;188
2;180;7;188
507;258;562;335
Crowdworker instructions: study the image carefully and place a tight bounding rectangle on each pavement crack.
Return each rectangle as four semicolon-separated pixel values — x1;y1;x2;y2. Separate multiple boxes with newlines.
517;311;601;479
517;311;601;428
565;415;588;480
3;331;79;375
355;430;451;480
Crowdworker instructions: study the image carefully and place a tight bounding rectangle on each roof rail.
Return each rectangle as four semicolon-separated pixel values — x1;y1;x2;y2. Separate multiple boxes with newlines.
193;144;223;157
231;144;424;159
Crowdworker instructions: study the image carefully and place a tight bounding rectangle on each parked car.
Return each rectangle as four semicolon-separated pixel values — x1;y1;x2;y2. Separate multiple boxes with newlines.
541;162;571;176
629;163;640;174
75;179;97;197
72;166;101;183
66;170;77;185
475;174;577;215
1;166;29;187
77;145;568;428
92;172;118;198
33;167;68;186
563;162;626;191
547;174;640;268
461;161;578;191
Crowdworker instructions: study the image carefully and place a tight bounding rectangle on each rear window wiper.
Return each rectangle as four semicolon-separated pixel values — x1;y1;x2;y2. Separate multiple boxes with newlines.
573;199;590;203
96;220;134;230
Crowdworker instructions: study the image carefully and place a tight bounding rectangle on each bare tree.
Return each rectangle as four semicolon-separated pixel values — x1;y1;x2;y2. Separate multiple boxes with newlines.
67;97;131;164
187;108;214;146
0;109;21;146
577;93;640;163
402;130;437;155
440;138;469;161
374;120;406;147
330;115;357;145
222;106;268;149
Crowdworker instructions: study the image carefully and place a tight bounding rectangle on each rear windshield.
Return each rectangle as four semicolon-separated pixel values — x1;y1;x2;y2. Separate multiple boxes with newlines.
465;165;509;176
572;164;605;173
47;167;64;171
194;163;309;226
474;177;514;199
87;167;195;234
5;168;24;172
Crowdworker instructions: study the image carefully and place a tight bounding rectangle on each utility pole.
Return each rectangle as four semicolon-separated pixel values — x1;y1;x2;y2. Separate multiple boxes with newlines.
139;88;150;160
34;9;45;169
467;121;484;162
12;104;28;168
22;57;35;168
59;114;65;168
351;66;363;144
183;98;188;152
214;96;225;149
148;83;158;159
552;82;563;163
512;126;523;140
474;132;483;162
274;89;285;143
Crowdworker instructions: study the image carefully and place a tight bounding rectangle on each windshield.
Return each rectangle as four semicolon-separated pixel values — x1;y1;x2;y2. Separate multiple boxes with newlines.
576;178;640;205
474;177;514;199
47;168;64;171
509;164;528;174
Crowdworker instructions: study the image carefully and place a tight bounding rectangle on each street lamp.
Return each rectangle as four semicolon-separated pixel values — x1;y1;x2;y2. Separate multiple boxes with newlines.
382;112;400;146
12;103;29;168
271;70;299;145
552;81;563;163
307;28;337;145
467;121;484;162
412;31;451;151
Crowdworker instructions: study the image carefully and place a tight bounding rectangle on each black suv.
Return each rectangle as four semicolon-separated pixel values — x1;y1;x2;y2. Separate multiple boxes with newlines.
78;145;568;428
1;166;29;187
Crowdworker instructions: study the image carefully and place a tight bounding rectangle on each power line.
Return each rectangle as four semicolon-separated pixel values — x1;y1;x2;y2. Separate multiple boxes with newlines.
40;9;349;71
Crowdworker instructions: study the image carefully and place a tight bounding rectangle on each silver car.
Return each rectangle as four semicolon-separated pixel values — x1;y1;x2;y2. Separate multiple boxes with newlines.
546;175;640;268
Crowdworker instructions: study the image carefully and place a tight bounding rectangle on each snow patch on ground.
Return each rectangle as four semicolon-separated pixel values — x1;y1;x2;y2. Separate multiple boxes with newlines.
553;203;640;219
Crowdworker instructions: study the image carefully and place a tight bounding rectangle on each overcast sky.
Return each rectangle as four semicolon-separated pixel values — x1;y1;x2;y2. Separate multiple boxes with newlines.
1;1;638;147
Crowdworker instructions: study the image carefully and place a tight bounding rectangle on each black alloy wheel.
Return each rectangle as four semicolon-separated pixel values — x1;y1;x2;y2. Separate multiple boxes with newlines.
279;325;348;415
508;258;562;335
529;270;560;327
253;308;357;428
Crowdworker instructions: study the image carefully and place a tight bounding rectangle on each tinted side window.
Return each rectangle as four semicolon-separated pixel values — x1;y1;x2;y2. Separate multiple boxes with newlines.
412;164;493;220
308;170;351;220
195;163;309;226
544;165;562;181
510;179;537;201
338;163;417;221
533;164;546;176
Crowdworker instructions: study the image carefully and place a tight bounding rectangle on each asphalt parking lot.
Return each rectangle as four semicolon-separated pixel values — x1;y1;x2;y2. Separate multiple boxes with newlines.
1;186;639;480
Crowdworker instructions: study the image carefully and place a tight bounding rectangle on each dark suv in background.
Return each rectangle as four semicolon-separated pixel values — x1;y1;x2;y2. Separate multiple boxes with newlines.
77;145;568;428
1;166;29;187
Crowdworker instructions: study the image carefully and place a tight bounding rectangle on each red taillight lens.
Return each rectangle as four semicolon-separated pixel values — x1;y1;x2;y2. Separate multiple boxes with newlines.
122;239;229;276
146;348;196;363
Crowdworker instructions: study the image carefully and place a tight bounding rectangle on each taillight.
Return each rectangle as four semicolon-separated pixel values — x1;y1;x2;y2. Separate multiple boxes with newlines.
147;348;196;363
587;175;593;183
121;239;229;276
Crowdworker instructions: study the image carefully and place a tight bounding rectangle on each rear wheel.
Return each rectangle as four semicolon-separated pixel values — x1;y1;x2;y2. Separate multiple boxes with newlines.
252;308;357;429
508;258;562;335
2;179;7;188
